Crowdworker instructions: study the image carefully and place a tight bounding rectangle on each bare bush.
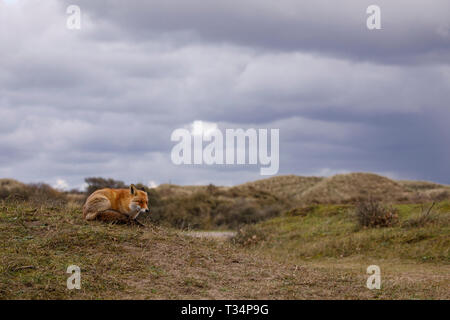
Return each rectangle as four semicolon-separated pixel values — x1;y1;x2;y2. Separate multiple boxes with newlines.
433;190;450;202
284;205;317;217
402;202;438;228
232;225;268;246
356;199;399;228
146;190;284;230
84;177;126;196
0;181;67;206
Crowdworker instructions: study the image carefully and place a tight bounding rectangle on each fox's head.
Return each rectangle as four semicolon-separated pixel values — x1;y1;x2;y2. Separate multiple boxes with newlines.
129;184;149;215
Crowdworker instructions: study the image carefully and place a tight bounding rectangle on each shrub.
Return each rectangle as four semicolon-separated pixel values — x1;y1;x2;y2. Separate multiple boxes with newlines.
0;181;67;206
232;225;268;246
144;190;284;230
356;199;399;228
402;202;438;228
433;190;450;202
84;177;126;196
206;183;218;195
284;205;317;217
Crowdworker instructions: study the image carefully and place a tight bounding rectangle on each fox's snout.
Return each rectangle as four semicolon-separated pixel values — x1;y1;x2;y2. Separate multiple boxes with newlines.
139;206;150;214
138;206;150;213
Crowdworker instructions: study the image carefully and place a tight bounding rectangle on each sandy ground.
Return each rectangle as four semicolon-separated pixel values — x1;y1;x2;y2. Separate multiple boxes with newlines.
185;231;237;240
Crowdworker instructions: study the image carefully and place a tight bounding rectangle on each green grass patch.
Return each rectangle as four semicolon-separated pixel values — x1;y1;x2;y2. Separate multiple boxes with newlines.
233;202;450;263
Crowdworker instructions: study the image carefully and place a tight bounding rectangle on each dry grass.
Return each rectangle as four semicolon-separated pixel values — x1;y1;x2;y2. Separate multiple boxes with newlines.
156;184;220;199
237;173;450;205
0;199;294;299
0;179;27;190
0;179;67;205
299;173;409;204
2;199;448;299
237;175;324;202
0;201;450;299
142;173;450;230
77;173;450;231
402;202;441;229
1;175;449;300
232;202;450;299
0;199;375;299
355;199;399;228
235;202;450;262
143;184;286;230
398;180;446;191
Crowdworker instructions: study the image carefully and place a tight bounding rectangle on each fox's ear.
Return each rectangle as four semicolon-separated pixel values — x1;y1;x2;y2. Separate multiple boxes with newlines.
130;184;137;195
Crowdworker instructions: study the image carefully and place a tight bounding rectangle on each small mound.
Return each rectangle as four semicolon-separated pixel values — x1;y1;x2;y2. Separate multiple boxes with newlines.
0;178;66;203
156;184;214;198
298;173;409;204
0;178;27;190
237;175;324;201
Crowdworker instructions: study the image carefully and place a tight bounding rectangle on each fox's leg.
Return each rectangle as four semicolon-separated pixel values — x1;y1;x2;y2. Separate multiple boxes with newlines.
96;210;130;223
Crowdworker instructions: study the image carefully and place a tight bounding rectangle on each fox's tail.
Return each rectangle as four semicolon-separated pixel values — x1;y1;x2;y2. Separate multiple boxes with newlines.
83;195;110;220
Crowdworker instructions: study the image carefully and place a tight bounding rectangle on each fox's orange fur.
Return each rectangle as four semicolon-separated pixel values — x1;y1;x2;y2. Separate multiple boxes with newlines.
83;184;149;223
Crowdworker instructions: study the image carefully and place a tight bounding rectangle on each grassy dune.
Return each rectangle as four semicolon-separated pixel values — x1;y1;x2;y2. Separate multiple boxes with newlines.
235;202;450;262
233;202;450;299
0;174;449;299
143;173;450;230
0;200;304;299
237;173;450;205
0;199;449;299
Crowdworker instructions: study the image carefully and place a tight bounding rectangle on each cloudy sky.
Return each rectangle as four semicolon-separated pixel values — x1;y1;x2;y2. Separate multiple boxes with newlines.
0;0;449;189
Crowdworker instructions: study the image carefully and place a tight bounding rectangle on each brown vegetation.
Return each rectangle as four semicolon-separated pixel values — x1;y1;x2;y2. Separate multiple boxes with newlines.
1;197;448;299
0;179;66;205
2;173;450;232
236;173;450;205
0;175;449;299
355;199;399;228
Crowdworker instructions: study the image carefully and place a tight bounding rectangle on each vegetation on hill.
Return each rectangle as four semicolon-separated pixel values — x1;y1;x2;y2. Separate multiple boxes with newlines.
298;173;407;203
0;179;67;205
233;201;450;264
143;184;287;230
146;173;449;229
84;177;127;196
2;173;450;232
0;195;448;299
0;199;316;299
0;175;449;299
81;178;287;229
238;173;450;205
236;175;324;202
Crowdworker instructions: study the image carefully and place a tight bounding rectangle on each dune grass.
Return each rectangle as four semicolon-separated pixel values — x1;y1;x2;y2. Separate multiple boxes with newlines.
234;202;450;263
1;176;449;299
0;199;363;299
2;199;449;299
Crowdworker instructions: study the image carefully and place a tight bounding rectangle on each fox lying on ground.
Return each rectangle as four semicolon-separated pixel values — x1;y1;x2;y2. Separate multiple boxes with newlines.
83;184;149;224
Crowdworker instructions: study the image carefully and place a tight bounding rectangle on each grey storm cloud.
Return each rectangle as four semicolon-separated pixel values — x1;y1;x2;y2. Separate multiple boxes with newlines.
0;0;449;189
64;0;450;64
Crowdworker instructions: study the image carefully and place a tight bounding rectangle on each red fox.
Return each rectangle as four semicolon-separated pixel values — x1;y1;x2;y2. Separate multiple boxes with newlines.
83;184;149;224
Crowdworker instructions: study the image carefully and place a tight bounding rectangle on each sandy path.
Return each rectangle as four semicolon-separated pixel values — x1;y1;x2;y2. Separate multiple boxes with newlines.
184;231;236;240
